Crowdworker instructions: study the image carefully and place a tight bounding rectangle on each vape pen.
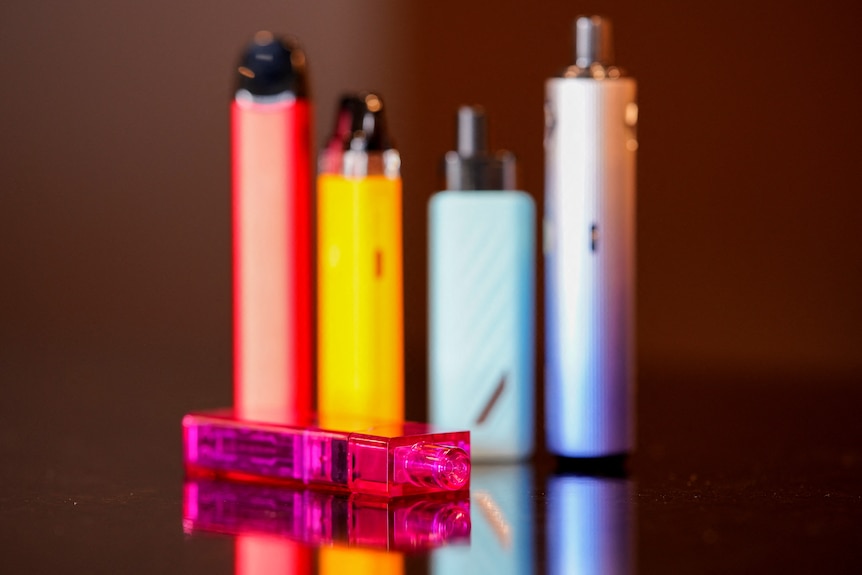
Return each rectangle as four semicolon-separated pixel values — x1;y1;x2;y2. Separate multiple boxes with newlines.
318;93;403;423
232;32;312;422
429;106;535;461
183;410;470;497
184;477;471;551
544;16;638;458
432;464;533;575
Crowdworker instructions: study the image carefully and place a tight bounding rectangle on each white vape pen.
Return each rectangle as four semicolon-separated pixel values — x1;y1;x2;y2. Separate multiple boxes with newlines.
429;106;535;461
544;16;638;458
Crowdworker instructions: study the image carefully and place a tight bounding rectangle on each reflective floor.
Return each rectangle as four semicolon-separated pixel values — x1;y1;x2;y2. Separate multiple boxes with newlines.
1;356;860;573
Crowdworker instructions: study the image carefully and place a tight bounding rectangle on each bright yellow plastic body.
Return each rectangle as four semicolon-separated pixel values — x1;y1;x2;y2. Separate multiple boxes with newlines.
319;548;403;575
317;174;404;423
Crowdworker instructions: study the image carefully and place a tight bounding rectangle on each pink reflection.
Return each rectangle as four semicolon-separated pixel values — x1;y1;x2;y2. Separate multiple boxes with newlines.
183;477;471;552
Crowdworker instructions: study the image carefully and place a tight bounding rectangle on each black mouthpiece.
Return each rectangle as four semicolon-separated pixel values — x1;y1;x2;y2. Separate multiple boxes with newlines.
236;31;308;98
341;92;394;152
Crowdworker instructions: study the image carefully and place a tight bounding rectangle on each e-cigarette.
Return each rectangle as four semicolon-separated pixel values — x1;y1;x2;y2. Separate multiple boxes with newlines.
317;93;403;423
182;410;469;497
429;106;535;461
232;32;313;422
544;16;638;458
184;477;471;551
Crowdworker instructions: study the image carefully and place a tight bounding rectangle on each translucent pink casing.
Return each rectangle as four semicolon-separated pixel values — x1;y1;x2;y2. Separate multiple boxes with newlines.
183;477;471;551
183;410;471;498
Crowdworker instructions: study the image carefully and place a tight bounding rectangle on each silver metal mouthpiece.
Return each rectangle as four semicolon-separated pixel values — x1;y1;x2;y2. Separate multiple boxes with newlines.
575;16;613;68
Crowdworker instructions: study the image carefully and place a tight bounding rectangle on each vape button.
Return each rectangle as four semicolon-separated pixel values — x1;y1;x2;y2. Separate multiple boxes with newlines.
543;219;555;254
543;102;556;148
625;102;638;127
625;102;638;151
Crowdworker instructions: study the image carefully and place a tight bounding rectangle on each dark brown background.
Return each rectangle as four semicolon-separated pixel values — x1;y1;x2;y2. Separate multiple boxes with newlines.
2;0;861;424
2;2;862;572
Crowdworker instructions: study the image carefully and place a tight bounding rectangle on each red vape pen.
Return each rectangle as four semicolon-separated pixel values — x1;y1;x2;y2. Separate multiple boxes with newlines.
232;32;312;422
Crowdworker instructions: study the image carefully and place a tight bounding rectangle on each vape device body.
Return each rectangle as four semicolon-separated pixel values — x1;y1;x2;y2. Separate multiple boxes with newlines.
183;410;470;497
432;464;533;575
318;93;404;423
429;107;535;461
544;17;638;458
232;32;312;422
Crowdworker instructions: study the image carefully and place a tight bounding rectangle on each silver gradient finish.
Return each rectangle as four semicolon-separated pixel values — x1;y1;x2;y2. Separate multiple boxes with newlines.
544;16;638;457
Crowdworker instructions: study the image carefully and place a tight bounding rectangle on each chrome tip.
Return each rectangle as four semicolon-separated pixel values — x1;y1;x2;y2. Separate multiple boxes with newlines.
575;16;613;68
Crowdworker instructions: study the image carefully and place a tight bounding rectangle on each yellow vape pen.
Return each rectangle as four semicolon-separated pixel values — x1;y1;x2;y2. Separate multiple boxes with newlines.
317;93;404;423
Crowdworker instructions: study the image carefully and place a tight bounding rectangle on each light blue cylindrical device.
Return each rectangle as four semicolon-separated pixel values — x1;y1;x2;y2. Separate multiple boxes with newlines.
544;16;638;457
429;106;535;461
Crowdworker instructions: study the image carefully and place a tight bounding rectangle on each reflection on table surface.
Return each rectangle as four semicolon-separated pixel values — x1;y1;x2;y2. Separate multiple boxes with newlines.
546;471;634;575
432;464;533;575
183;476;471;552
184;476;472;575
183;462;636;575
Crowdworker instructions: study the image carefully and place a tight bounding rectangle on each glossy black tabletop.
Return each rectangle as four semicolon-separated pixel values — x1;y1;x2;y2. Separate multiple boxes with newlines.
2;358;860;574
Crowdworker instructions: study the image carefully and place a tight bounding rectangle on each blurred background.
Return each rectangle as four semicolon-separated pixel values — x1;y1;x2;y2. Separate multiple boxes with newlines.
2;0;862;571
2;0;861;463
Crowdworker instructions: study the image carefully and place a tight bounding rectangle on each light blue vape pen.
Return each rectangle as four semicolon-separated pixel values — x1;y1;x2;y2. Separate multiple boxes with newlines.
429;106;535;461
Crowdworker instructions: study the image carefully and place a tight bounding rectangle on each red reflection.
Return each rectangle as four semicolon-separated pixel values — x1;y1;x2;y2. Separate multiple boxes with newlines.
237;535;312;575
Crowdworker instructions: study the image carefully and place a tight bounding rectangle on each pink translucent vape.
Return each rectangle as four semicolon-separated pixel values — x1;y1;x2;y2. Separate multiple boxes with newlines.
183;411;471;498
183;477;471;551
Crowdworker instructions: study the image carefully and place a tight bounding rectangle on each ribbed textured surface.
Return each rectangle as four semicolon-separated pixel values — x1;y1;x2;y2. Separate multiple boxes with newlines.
544;77;637;457
429;191;535;460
